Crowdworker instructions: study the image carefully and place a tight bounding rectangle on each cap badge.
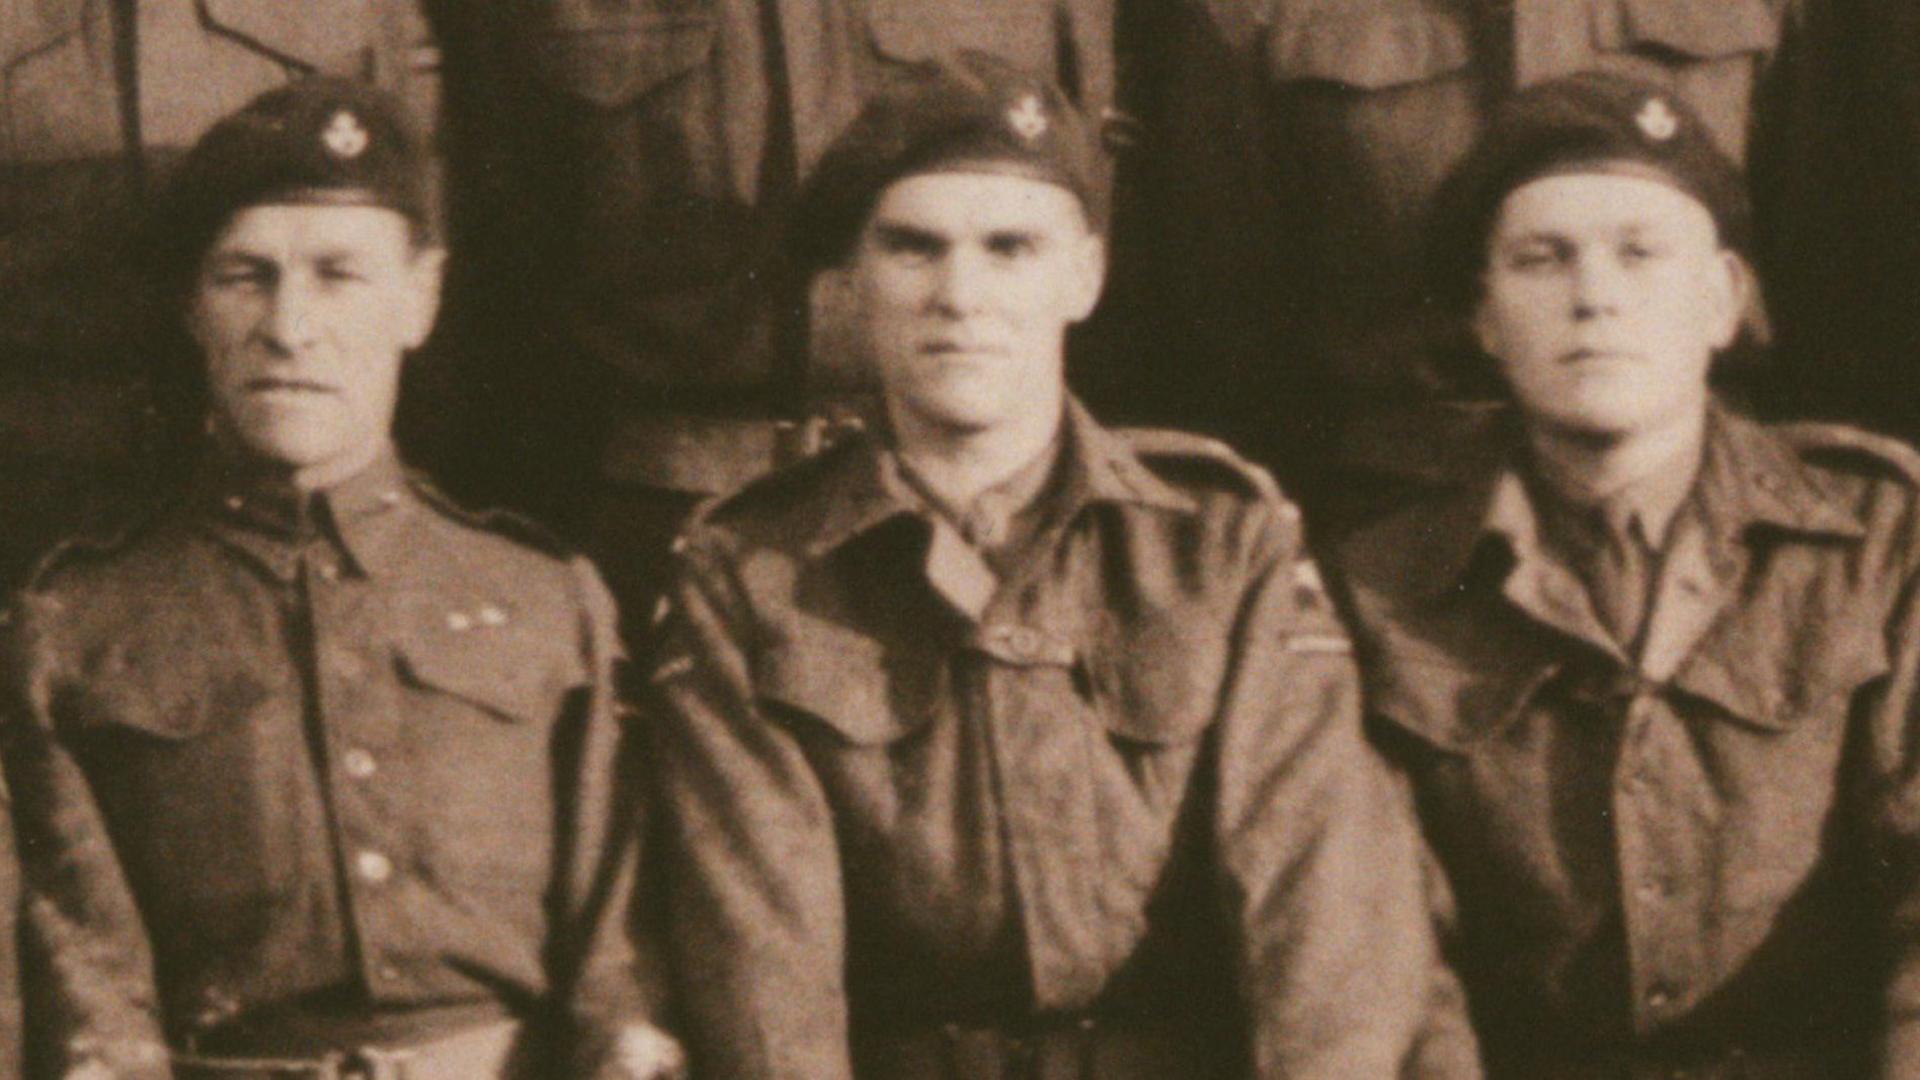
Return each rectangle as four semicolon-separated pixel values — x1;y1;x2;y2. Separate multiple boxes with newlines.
1635;97;1679;142
1007;94;1049;142
322;110;370;159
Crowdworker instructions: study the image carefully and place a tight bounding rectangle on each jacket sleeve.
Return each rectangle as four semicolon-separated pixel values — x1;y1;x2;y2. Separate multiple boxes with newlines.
0;596;171;1080
1209;523;1480;1079
1874;568;1920;1078
555;559;686;1079
647;541;854;1080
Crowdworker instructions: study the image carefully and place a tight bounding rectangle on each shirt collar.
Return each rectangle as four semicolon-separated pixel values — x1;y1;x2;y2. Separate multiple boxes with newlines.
803;396;1194;560
1425;403;1864;598
189;450;414;578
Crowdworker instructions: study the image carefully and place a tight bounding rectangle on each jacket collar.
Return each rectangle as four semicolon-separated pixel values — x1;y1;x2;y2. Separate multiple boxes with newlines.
1420;404;1864;601
802;396;1193;560
188;450;414;581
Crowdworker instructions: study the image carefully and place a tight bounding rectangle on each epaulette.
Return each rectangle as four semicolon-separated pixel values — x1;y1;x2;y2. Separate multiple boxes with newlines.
686;435;867;529
1774;421;1920;489
403;471;575;559
1115;427;1291;512
15;497;165;592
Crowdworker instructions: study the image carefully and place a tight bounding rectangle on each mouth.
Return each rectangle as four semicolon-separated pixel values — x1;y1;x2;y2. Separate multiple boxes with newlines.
922;341;1008;358
244;377;337;396
1560;347;1636;364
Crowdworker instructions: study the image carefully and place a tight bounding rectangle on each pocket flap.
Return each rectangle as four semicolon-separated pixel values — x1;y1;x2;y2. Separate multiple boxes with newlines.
1267;6;1472;90
395;627;560;724
862;0;1056;71
754;631;934;746
200;0;385;71
1614;0;1777;60
530;8;714;108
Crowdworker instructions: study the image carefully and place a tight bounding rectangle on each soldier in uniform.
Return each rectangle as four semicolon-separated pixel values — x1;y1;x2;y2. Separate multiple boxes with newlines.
1338;73;1920;1077
0;0;442;587
0;80;682;1079
649;54;1471;1079
1212;0;1788;536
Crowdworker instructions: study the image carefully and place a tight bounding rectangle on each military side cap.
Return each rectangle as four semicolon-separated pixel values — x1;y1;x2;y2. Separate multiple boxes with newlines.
148;77;427;285
1426;71;1751;314
792;51;1103;270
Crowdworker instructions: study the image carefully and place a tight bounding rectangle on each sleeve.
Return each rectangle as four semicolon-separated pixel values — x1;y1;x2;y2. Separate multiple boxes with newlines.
1209;527;1480;1079
1872;562;1920;1078
554;559;685;1080
647;542;854;1080
0;597;171;1080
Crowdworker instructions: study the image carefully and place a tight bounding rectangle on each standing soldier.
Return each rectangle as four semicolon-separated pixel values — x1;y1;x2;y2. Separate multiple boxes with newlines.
1751;0;1920;443
1226;0;1787;535
417;0;1131;639
1340;73;1920;1077
650;54;1471;1079
0;80;681;1079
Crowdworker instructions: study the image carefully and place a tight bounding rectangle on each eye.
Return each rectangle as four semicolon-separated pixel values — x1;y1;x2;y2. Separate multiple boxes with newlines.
1619;240;1665;264
205;263;273;290
872;227;943;261
985;233;1038;259
1501;242;1565;273
317;263;370;284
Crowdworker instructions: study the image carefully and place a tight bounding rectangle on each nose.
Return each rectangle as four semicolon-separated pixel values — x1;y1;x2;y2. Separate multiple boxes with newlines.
1569;250;1625;320
928;249;989;317
261;278;322;354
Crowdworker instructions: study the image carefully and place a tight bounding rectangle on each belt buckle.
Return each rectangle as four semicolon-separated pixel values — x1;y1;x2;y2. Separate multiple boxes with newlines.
341;1046;413;1080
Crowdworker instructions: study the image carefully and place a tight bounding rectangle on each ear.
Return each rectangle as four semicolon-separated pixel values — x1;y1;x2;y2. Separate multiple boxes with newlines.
1707;249;1752;352
400;245;448;352
1063;231;1107;323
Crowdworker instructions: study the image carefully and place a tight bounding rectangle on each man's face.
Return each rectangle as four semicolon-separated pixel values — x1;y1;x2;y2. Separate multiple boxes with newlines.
836;172;1105;443
1474;172;1743;443
189;203;443;487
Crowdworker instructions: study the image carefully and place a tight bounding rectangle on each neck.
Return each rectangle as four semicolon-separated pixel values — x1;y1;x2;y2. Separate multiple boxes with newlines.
1526;407;1707;536
212;435;392;494
890;401;1064;509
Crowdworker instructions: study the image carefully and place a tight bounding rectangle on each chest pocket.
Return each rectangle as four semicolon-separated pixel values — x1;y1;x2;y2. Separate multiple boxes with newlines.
754;630;938;747
1599;0;1777;65
1089;615;1229;748
1265;2;1472;90
393;600;579;726
526;0;716;108
861;0;1059;81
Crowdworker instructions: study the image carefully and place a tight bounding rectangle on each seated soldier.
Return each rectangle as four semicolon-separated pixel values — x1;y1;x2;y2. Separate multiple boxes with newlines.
0;79;682;1080
1338;72;1920;1078
647;52;1472;1080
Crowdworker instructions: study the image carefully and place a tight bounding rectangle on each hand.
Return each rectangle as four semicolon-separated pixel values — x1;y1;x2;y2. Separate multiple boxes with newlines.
615;1023;688;1080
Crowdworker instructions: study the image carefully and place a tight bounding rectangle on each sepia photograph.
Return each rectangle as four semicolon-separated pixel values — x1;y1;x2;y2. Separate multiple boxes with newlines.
1;1;1917;1076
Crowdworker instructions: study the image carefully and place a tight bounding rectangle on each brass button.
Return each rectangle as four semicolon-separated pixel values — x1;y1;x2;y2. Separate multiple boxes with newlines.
342;748;377;780
446;611;474;632
355;850;394;884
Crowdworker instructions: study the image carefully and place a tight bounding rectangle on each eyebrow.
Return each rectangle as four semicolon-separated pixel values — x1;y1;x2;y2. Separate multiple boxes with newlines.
870;221;947;247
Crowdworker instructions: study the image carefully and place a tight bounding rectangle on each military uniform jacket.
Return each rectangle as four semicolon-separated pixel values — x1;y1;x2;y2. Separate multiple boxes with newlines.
1337;406;1920;1079
650;400;1466;1079
0;454;655;1079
